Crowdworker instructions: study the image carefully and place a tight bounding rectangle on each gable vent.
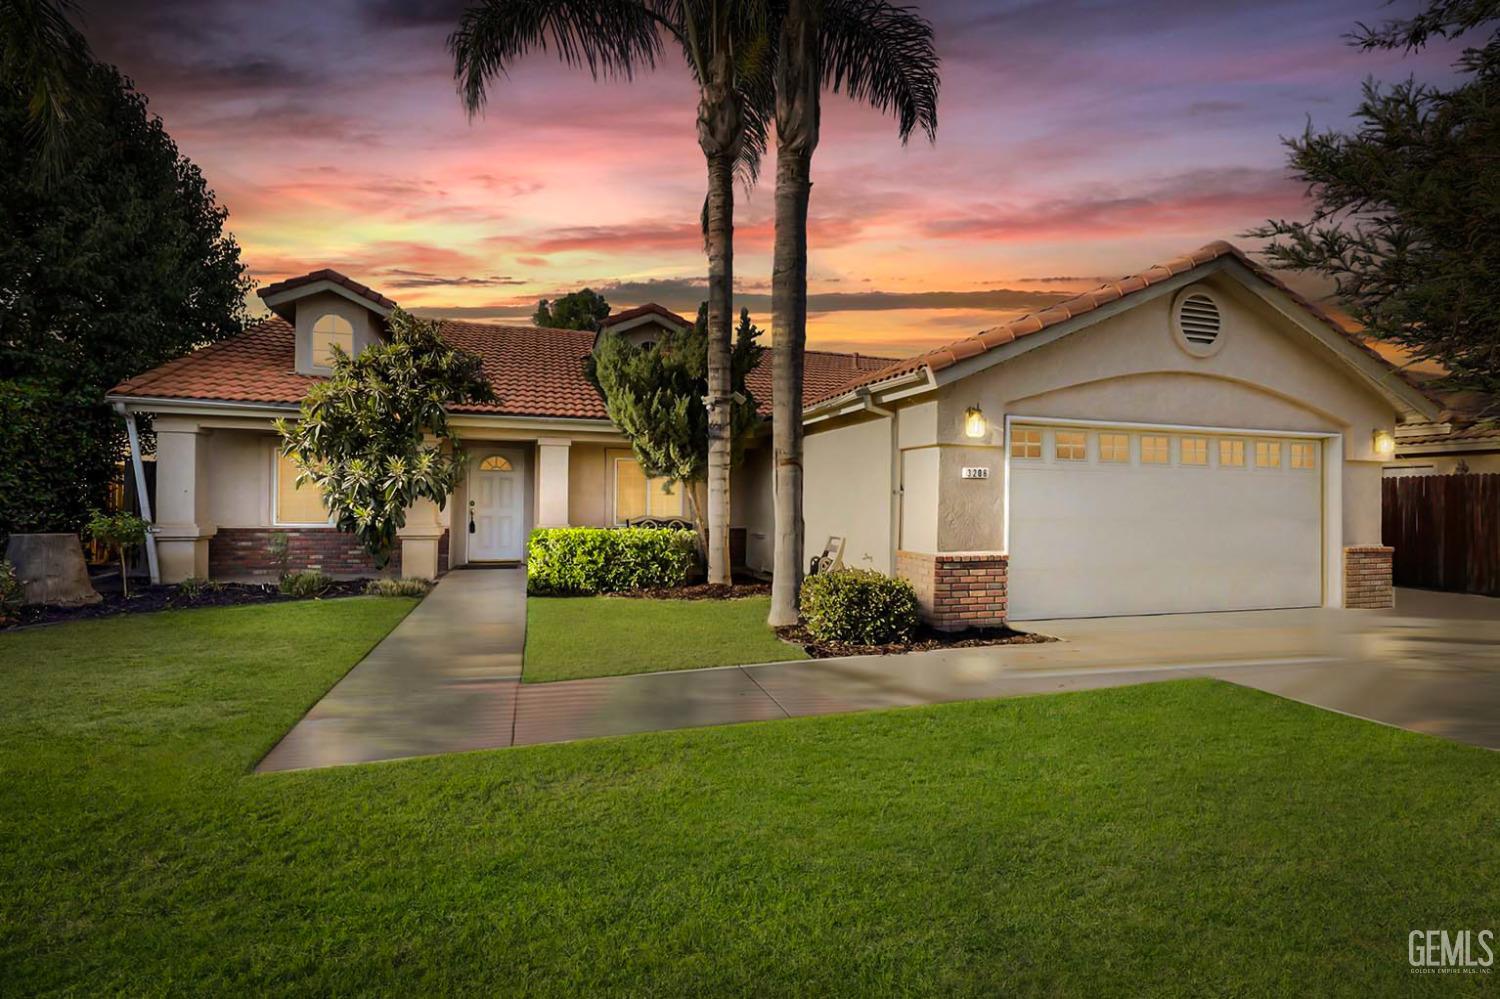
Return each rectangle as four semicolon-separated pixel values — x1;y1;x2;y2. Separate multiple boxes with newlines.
1178;293;1221;346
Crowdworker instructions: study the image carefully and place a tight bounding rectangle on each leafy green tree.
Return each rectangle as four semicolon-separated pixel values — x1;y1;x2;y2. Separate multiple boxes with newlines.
0;63;250;534
276;309;495;566
585;305;765;556
768;0;940;625
85;509;147;599
533;288;612;330
1248;0;1500;413
450;0;773;585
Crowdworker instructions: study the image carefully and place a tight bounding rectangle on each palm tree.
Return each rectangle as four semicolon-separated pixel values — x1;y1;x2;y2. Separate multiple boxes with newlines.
450;0;772;585
767;0;938;625
0;0;96;179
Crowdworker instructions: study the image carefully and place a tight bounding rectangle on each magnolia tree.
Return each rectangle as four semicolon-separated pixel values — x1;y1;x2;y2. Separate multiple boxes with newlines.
585;306;764;560
276;309;494;565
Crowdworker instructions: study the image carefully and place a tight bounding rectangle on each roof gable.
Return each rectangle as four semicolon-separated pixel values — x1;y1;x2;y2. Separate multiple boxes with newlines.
810;240;1439;420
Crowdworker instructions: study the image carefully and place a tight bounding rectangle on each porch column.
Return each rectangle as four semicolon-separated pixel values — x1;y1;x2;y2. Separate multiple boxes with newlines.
535;438;571;528
397;497;445;579
153;419;215;582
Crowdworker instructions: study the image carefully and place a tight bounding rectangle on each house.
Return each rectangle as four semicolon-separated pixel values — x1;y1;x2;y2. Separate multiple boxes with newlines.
108;241;1437;623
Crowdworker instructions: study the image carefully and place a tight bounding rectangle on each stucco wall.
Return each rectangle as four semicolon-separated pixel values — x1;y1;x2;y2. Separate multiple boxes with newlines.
1386;453;1500;475
734;444;774;572
804;414;892;573
205;430;273;526
567;443;610;527
930;273;1400;551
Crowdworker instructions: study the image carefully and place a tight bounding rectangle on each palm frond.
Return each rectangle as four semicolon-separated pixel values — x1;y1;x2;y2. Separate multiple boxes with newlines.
0;0;96;178
820;0;939;143
449;0;665;116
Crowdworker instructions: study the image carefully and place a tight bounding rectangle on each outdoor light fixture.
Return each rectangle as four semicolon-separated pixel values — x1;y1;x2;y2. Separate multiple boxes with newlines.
964;406;987;439
1372;429;1396;458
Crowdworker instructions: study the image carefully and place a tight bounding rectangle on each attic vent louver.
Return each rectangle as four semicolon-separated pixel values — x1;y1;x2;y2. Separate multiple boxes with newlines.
1178;293;1221;346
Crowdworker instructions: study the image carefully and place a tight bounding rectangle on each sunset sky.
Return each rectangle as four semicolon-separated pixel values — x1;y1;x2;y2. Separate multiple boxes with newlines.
82;0;1460;356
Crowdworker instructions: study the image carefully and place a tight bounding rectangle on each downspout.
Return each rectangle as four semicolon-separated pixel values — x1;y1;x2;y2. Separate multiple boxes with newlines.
856;388;901;569
113;403;160;584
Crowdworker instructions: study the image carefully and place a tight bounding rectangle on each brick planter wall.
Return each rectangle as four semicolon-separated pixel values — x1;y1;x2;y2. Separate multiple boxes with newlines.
208;528;402;579
1344;545;1394;609
896;550;1008;631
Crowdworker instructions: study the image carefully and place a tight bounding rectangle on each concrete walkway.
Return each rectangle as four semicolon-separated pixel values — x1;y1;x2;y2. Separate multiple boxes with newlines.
258;574;1500;773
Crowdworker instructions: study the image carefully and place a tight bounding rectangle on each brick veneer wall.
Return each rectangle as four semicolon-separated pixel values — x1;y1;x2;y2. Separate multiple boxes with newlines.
1344;545;1394;609
895;550;1008;631
209;528;403;579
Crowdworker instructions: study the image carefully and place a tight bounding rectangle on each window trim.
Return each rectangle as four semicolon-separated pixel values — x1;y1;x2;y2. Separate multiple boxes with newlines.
272;448;333;528
310;313;355;371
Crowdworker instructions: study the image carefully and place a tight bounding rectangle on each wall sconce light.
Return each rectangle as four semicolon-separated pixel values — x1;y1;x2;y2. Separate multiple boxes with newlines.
1372;429;1396;458
964;406;987;440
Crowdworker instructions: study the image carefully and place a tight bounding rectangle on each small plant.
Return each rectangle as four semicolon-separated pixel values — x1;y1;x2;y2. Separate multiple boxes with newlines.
85;510;149;599
279;569;333;598
526;527;697;595
266;531;292;580
799;569;920;645
364;577;434;597
175;576;222;601
0;560;23;623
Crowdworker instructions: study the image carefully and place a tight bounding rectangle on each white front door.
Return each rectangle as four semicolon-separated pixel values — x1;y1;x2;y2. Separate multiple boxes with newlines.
1006;423;1324;619
469;451;524;561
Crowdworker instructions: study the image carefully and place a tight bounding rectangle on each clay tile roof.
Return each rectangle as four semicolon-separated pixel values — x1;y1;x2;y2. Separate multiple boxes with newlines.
808;239;1438;409
108;316;895;420
598;302;691;330
258;269;397;311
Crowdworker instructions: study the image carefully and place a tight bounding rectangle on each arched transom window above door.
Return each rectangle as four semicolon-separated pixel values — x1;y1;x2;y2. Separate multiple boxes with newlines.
479;455;513;472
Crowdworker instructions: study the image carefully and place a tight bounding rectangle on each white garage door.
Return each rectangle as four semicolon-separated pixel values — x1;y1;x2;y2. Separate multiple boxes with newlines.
1007;423;1324;619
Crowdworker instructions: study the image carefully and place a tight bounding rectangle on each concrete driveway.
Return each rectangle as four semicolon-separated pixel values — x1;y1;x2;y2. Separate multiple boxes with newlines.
258;577;1500;772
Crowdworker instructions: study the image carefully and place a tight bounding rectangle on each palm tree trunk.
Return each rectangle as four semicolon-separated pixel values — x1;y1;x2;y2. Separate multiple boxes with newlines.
703;153;735;585
769;0;820;626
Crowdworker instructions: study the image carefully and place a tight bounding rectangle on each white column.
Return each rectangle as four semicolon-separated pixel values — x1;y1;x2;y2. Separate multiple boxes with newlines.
153;420;215;582
397;496;445;579
535;438;572;528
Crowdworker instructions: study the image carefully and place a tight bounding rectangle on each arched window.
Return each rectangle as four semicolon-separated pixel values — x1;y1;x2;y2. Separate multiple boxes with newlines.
312;314;354;368
479;455;513;472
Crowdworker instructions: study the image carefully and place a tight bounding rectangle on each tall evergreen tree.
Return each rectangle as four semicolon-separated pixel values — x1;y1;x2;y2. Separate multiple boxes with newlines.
0;63;250;534
1248;0;1500;414
533;288;612;330
585;305;764;558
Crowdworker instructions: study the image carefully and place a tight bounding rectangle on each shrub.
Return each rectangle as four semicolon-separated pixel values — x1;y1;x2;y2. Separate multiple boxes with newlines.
175;576;221;600
266;532;292;580
799;569;920;645
526;527;696;595
364;577;434;598
0;560;23;622
279;570;333;598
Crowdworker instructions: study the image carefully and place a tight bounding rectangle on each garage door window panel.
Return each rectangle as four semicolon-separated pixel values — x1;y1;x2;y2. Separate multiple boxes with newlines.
1008;429;1044;459
1141;435;1170;464
1255;441;1283;469
1055;431;1087;461
1099;433;1129;462
1180;437;1208;466
1219;439;1246;468
1290;442;1317;470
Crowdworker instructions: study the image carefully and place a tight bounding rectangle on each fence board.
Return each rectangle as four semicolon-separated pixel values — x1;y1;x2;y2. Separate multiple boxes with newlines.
1382;473;1500;596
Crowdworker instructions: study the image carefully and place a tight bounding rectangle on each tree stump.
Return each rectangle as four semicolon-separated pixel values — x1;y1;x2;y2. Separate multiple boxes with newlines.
3;534;102;607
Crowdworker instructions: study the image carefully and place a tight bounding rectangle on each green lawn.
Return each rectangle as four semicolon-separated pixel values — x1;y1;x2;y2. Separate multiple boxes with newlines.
2;602;1498;996
523;594;808;682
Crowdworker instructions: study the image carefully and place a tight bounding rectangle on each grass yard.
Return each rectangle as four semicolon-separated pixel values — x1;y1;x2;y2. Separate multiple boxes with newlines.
523;594;807;682
2;602;1498;996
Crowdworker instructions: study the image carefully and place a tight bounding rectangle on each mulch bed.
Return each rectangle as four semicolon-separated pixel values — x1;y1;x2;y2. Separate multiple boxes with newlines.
3;580;375;630
775;623;1056;659
607;581;771;600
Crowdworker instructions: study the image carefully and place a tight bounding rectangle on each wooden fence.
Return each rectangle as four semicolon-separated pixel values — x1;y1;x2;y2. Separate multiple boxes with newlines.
1382;473;1500;596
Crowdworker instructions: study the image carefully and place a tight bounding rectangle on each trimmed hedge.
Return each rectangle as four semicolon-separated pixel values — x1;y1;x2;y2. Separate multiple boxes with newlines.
800;569;920;645
527;527;697;595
